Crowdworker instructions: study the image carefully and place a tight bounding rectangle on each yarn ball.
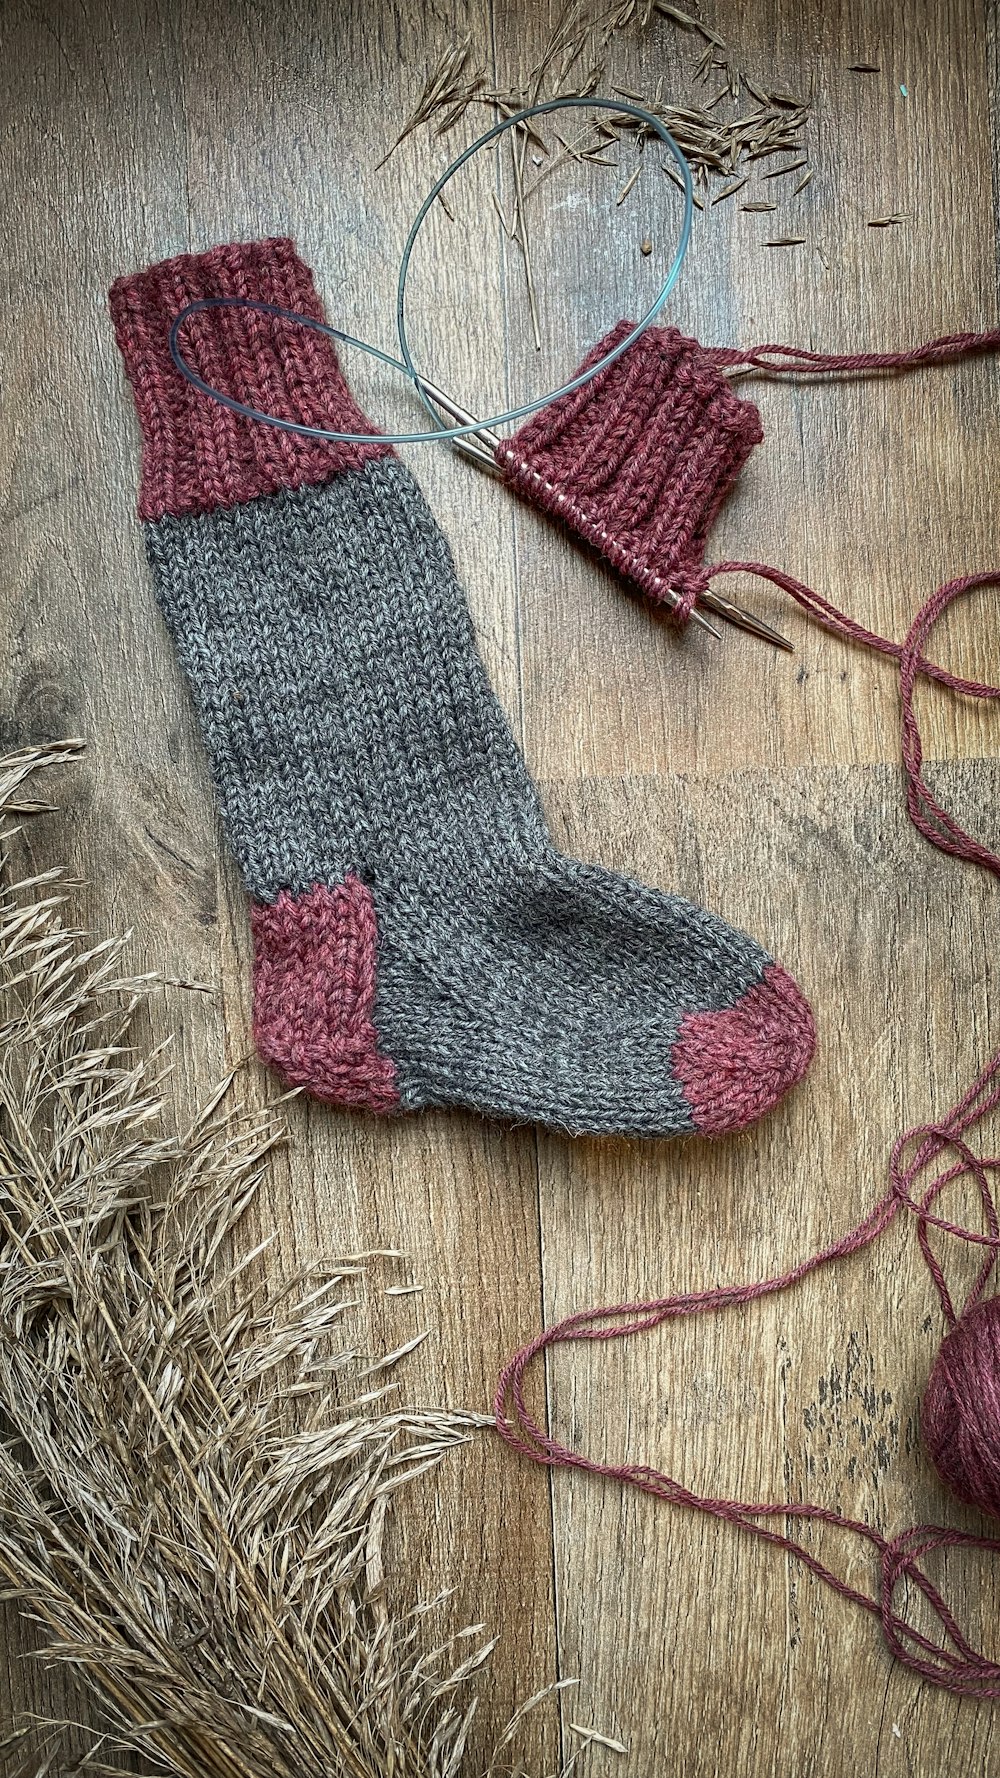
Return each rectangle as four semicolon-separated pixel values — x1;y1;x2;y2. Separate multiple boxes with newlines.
922;1295;1000;1517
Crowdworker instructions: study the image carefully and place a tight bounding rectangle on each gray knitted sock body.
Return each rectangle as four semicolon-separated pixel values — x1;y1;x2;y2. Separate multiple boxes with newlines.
112;239;815;1138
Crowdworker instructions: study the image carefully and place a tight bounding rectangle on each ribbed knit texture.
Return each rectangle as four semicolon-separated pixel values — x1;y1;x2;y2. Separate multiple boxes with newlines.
112;239;816;1137
110;238;389;520
498;319;763;607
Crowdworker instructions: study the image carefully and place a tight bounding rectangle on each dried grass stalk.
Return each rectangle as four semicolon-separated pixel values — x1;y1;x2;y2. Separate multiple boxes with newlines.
378;35;488;167
380;2;812;337
0;743;571;1778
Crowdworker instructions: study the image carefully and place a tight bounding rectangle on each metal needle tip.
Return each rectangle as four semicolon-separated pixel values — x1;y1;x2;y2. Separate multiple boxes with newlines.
698;588;793;652
412;374;502;461
689;607;724;641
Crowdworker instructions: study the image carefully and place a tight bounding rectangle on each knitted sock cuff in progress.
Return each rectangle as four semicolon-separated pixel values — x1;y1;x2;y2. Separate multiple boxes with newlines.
497;319;764;605
109;237;391;521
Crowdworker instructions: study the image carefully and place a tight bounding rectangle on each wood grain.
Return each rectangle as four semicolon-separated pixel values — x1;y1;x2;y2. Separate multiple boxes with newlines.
0;1;998;1774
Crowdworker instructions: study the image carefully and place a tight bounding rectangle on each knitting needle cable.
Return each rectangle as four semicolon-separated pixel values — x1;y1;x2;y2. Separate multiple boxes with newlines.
168;98;726;635
167;102;779;641
167;95;694;450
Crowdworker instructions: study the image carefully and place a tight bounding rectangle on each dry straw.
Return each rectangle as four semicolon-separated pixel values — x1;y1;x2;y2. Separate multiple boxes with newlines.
0;743;587;1778
383;0;812;335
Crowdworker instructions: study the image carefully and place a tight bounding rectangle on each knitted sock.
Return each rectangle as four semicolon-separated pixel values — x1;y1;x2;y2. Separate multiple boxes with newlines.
110;239;815;1138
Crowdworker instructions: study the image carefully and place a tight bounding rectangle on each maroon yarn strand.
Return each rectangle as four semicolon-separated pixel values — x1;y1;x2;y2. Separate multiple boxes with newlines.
705;565;1000;876
496;1053;1000;1695
705;559;998;702
495;557;1000;1693
718;325;1000;378
898;575;1000;875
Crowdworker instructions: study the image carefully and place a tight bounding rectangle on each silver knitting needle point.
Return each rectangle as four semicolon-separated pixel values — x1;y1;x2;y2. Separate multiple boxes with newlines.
412;373;501;463
689;608;724;640
698;587;794;652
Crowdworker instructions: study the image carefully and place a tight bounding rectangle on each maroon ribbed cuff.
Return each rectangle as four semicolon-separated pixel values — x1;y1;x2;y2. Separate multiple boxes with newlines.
110;238;391;521
497;321;764;606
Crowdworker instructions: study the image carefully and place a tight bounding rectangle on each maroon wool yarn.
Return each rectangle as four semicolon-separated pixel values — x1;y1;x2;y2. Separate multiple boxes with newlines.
496;566;1000;1696
497;317;1000;634
923;1296;1000;1517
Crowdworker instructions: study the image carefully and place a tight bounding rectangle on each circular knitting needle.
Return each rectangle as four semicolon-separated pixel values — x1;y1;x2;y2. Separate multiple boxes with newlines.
414;374;790;649
415;374;721;638
412;374;498;467
415;373;503;454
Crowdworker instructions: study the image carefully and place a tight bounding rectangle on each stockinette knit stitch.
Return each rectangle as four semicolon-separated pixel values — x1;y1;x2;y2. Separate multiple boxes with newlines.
110;237;815;1137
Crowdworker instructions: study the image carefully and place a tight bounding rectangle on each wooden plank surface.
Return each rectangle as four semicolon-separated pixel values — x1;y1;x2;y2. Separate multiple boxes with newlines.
1;2;998;1774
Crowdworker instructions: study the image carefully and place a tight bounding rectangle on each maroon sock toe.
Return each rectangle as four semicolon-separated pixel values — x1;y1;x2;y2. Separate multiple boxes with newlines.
671;964;816;1135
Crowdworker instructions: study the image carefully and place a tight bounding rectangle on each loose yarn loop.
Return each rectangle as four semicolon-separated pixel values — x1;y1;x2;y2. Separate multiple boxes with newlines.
706;566;1000;877
496;570;1000;1693
496;1060;1000;1695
